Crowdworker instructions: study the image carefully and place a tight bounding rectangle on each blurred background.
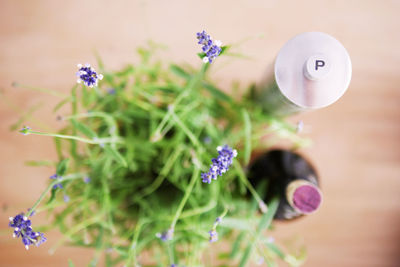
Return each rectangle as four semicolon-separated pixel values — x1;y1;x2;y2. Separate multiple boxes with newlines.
1;0;400;266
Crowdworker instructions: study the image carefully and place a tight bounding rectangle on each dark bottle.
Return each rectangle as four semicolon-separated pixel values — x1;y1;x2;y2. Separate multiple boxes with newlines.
248;149;322;220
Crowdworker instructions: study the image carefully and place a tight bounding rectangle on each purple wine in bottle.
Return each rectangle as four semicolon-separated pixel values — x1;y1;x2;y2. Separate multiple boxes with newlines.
248;149;322;220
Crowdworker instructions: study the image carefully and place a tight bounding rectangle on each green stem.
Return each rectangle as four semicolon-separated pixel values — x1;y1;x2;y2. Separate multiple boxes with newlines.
49;214;103;254
150;64;206;140
238;197;279;267
101;159;115;233
170;167;200;230
135;145;184;200
126;219;148;266
63;111;117;126
170;111;203;152
167;242;175;266
150;109;172;142
35;197;82;213
28;130;123;144
27;173;85;217
13;82;70;98
242;108;252;166
233;161;266;211
174;200;217;219
156;101;201;142
2;95;51;131
218;207;229;221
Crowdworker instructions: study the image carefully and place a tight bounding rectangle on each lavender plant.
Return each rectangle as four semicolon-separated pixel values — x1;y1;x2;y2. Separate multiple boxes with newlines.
7;31;308;266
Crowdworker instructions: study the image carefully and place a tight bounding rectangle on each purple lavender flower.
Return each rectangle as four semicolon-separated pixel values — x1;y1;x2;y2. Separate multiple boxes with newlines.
76;63;103;88
27;208;36;217
203;136;212;144
9;213;47;250
63;194;70;203
196;30;222;63
156;228;174;242
93;137;105;148
214;216;222;225
208;229;218;243
107;88;116;95
208;215;223;243
20;126;31;135
50;174;63;189
35;232;47;247
83;176;91;183
201;145;237;184
197;30;211;45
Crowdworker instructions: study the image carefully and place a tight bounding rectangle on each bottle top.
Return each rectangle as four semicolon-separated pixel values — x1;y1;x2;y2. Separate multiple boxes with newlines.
286;180;322;214
274;32;352;109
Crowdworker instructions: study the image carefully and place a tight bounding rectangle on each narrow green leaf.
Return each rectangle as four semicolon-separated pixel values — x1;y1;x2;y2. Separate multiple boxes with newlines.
12;82;69;98
94;227;104;249
82;86;96;107
220;45;229;55
230;232;245;259
104;73;114;84
220;217;255;231
10;103;43;131
70;86;78;159
242;109;251;166
137;47;151;63
94;50;104;71
68;259;75;267
70;119;96;138
56;158;70;176
264;242;285;259
239;198;279;267
224;52;253;59
197;52;206;59
53;97;72;113
217;252;231;260
104;146;128;167
202;82;233;103
115;65;134;77
54;136;63;160
25;160;54;167
170;65;191;80
46;187;57;205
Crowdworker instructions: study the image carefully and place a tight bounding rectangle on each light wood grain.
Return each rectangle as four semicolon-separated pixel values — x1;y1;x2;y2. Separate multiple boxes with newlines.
1;0;400;266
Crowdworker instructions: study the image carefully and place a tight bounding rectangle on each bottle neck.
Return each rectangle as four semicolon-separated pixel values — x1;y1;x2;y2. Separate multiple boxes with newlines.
286;179;322;214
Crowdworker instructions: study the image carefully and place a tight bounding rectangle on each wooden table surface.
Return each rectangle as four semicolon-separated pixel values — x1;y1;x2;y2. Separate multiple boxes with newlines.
1;0;400;266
